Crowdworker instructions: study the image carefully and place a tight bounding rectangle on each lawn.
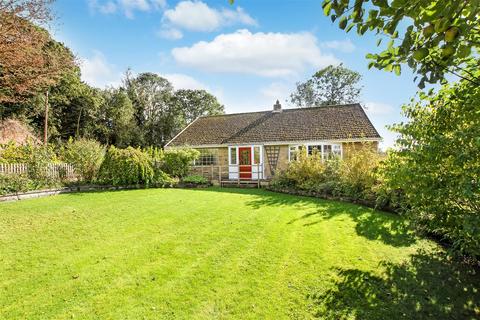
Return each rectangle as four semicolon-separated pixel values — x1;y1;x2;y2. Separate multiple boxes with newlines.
0;188;478;319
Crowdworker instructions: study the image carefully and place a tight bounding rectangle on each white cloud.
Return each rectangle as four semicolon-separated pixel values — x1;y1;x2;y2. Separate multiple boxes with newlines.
80;51;121;88
99;1;117;14
322;39;356;53
260;82;292;103
171;29;339;77
163;73;209;90
158;27;183;39
160;0;256;36
364;102;395;116
88;0;164;18
120;0;149;18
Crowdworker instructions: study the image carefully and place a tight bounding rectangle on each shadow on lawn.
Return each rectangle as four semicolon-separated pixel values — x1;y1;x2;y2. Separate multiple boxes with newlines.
203;188;415;247
308;249;480;319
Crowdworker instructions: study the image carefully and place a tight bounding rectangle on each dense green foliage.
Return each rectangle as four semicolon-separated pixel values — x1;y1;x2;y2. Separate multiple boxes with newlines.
316;0;480;258
173;89;225;124
98;146;156;186
181;174;209;185
161;148;200;178
0;141;198;191
60;138;105;183
0;173;34;195
1;188;478;319
384;68;480;258
97;146;179;187
0;141;64;194
321;0;480;87
0;141;53;163
290;64;362;107
96;87;136;147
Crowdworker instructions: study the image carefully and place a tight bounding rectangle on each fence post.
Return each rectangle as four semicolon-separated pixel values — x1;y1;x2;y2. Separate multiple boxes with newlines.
257;164;260;188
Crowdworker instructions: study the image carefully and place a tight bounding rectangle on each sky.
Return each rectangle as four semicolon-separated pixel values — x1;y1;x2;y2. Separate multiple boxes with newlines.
52;0;421;149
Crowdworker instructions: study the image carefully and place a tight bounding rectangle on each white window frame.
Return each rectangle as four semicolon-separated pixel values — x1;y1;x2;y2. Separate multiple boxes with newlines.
193;148;218;166
289;143;343;162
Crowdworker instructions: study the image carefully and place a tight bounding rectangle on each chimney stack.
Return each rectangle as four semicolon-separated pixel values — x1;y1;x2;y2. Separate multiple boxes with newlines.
273;100;282;113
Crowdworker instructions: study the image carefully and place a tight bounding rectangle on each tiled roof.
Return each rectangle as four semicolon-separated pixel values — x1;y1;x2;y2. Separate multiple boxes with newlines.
166;103;381;147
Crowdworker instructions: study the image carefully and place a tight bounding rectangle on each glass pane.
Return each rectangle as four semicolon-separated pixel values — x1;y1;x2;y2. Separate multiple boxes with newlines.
230;147;237;165
333;144;341;156
308;145;321;155
289;146;297;161
239;148;251;165
253;147;260;164
196;148;218;165
323;145;332;160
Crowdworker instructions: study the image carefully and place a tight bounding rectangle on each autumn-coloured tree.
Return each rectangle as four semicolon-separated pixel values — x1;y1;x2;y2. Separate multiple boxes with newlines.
0;0;75;103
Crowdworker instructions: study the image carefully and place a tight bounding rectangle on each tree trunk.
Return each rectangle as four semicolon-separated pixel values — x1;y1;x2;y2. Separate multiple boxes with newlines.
76;107;82;138
43;90;49;145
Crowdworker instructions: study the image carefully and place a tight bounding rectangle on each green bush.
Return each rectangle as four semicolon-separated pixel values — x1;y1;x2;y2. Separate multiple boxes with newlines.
0;174;34;195
98;146;155;186
337;143;381;200
161;148;199;178
25;145;57;182
0;141;57;183
384;75;480;258
60;138;105;183
152;170;177;187
0;142;63;193
282;149;326;188
0;141;34;163
182;174;209;185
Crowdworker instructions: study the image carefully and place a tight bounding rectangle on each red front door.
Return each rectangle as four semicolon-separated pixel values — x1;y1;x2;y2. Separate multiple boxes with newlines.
238;147;252;179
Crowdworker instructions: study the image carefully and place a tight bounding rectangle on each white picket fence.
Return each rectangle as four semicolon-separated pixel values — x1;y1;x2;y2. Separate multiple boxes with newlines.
0;163;77;180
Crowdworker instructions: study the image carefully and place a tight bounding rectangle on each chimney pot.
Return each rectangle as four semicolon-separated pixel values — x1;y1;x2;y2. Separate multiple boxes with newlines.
273;100;282;112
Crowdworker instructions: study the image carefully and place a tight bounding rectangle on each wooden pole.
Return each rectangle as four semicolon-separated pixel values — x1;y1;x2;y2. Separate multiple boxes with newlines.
43;90;49;145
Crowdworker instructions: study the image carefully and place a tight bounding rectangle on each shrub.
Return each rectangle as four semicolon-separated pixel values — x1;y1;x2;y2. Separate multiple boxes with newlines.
98;146;155;186
283;149;326;188
0;174;34;195
61;138;105;183
182;174;209;185
151;169;177;187
0;141;34;163
161;148;199;178
383;77;480;258
25;144;57;182
337;143;382;200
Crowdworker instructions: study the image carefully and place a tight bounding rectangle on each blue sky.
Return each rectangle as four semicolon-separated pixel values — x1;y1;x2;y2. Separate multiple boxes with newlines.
52;0;420;149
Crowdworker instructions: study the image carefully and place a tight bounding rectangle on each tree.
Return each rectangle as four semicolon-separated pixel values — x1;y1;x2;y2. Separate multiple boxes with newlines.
20;68;103;142
383;63;480;258
321;0;480;87
173;89;224;125
96;88;135;147
290;64;362;107
0;0;75;102
124;72;179;147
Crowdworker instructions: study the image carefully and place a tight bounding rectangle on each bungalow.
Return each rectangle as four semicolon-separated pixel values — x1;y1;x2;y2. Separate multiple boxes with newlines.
165;101;381;183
